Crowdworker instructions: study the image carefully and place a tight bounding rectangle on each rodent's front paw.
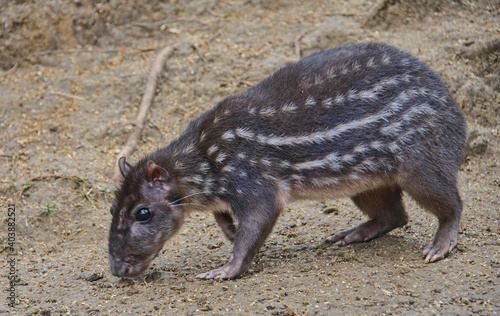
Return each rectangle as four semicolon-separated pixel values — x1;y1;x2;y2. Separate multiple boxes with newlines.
196;269;224;279
196;263;243;280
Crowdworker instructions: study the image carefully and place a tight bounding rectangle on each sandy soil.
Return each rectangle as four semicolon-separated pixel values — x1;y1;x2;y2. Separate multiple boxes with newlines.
1;0;499;314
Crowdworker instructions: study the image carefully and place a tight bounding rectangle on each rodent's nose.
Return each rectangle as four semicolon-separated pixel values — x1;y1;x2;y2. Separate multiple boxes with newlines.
110;260;132;277
120;263;132;277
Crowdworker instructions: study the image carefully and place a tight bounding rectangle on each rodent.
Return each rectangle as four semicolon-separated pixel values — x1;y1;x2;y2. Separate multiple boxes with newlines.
108;42;467;279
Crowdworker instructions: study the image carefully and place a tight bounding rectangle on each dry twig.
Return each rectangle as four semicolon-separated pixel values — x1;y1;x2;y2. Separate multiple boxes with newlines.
361;0;391;28
325;11;365;17
132;18;201;29
112;41;184;183
0;63;18;77
206;7;225;17
283;303;299;316
16;175;62;202
295;31;307;60
23;46;161;63
192;43;208;63
459;38;500;59
207;31;223;44
49;90;87;101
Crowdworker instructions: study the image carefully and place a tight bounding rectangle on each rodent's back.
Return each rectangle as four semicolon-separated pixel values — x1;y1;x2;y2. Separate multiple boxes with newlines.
191;42;466;196
216;42;449;130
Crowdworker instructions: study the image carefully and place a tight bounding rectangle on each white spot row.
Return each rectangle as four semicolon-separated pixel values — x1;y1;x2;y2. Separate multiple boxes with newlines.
382;54;391;65
260;107;276;117
322;97;333;108
218;90;417;149
293;152;339;171
281;102;297;112
305;96;316;106
247;89;414;147
367;57;375;68
235;127;255;139
207;144;219;155
235;73;412;124
381;102;436;137
291;136;397;172
215;152;227;164
183;175;204;185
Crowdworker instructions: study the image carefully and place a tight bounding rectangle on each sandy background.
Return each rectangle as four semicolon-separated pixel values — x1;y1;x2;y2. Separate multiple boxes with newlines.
1;0;499;314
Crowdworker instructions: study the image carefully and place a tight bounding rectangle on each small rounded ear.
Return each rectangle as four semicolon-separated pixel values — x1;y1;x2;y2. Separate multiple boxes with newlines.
147;161;169;185
118;157;132;177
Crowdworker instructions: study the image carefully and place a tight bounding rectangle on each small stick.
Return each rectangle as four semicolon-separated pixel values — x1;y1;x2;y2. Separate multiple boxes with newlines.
237;80;253;86
206;7;225;17
192;43;208;63
132;18;201;28
0;63;18;77
207;31;223;44
23;46;160;62
215;77;253;85
283;303;298;316
112;41;184;183
27;174;63;182
330;12;362;16
49;90;87;101
459;38;500;59
361;0;391;28
16;175;63;202
295;31;307;60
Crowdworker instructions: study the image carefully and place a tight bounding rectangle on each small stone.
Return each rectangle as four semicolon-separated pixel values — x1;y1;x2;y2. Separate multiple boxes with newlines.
85;271;104;282
47;125;59;132
200;305;212;311
321;206;339;215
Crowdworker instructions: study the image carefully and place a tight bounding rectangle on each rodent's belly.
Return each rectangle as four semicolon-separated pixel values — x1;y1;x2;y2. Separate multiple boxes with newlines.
289;174;394;200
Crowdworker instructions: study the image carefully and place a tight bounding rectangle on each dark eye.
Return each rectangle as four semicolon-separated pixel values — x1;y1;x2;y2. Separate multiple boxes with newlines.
135;208;152;223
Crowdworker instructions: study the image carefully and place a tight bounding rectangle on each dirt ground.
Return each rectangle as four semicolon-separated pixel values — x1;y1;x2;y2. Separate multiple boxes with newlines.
1;0;499;315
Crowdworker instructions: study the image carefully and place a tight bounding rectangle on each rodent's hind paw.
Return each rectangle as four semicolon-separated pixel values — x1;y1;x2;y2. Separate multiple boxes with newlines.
325;219;398;246
423;239;457;263
423;220;459;263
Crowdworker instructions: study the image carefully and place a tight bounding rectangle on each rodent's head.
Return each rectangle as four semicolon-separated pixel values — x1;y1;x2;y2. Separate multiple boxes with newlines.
108;157;185;278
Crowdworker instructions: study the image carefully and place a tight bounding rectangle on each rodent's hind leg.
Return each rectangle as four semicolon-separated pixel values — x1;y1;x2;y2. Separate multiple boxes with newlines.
400;174;462;263
325;186;408;245
214;211;237;242
197;198;282;279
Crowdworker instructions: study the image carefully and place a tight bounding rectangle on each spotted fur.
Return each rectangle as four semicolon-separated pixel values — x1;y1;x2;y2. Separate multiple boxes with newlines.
109;42;467;280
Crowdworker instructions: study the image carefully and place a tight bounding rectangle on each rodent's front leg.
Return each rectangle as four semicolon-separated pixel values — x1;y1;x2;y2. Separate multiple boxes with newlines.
197;198;281;279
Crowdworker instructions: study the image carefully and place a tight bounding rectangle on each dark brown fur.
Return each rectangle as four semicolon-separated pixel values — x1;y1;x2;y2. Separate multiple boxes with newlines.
109;42;467;279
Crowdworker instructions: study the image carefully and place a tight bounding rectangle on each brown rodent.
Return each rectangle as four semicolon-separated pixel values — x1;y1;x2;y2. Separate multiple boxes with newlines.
108;42;467;279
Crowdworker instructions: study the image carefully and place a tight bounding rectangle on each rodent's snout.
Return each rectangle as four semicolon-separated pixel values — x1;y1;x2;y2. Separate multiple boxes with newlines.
109;259;132;277
109;254;154;278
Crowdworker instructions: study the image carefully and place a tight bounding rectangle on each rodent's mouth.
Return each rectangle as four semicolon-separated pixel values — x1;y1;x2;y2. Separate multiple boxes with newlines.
110;258;153;278
110;249;160;278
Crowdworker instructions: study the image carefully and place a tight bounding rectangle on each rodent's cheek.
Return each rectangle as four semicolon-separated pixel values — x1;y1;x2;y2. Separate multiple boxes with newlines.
129;222;165;251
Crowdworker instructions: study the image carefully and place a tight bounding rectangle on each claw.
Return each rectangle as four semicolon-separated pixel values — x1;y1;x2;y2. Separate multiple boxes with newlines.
326;220;398;246
196;263;243;280
423;239;457;263
196;268;224;279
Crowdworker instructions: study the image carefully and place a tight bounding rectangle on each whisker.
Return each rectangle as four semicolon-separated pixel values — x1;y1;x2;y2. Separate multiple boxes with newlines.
171;191;206;204
172;202;205;208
